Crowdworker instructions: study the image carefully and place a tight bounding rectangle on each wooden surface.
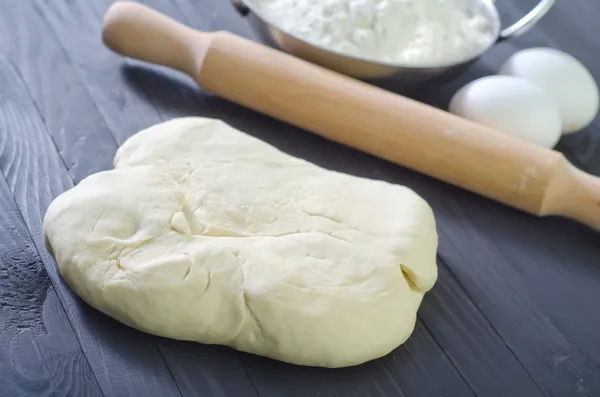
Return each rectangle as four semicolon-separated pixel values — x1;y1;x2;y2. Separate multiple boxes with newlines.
103;1;600;232
0;0;598;396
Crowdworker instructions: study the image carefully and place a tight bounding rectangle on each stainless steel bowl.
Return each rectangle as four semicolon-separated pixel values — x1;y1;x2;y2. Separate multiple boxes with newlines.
231;0;555;86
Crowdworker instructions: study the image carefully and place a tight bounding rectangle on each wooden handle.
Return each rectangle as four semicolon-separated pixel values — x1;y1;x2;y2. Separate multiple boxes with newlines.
541;162;600;230
102;0;212;76
102;1;600;232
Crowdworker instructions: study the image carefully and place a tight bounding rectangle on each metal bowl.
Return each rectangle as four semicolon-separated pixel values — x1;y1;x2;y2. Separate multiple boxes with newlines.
231;0;555;86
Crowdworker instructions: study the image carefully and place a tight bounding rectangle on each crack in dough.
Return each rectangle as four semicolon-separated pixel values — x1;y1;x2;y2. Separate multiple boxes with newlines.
43;117;438;368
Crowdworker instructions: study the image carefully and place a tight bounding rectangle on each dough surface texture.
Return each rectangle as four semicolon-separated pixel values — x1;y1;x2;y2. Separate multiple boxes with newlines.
43;117;438;368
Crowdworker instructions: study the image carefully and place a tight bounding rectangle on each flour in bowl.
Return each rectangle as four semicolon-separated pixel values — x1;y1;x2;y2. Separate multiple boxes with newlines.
253;0;495;65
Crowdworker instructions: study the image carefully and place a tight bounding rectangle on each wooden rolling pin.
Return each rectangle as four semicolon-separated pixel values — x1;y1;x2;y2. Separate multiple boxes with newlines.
102;1;600;232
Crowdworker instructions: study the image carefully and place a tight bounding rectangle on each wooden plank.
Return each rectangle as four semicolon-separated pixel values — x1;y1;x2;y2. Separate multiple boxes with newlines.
0;0;117;181
241;356;406;397
0;173;103;396
0;178;57;397
0;178;52;338
35;1;413;396
368;156;600;396
30;0;163;145
229;0;600;394
360;149;600;396
0;51;183;396
421;262;548;397
131;1;566;396
436;192;600;395
101;1;481;396
35;289;105;396
24;1;260;396
158;0;256;37
395;8;600;391
400;1;600;393
0;327;52;397
35;0;559;396
18;1;600;397
383;319;476;397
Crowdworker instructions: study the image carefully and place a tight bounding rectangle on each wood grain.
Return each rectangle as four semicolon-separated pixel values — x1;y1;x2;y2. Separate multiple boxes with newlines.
37;0;600;396
29;1;260;396
0;158;102;396
30;0;473;395
0;52;184;396
116;1;600;396
102;1;600;233
34;1;412;395
108;1;490;396
0;0;117;181
0;0;598;396
31;0;163;145
364;154;600;396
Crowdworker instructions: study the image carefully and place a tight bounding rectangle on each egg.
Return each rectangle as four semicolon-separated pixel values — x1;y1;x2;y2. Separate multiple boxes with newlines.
500;48;599;134
449;75;562;149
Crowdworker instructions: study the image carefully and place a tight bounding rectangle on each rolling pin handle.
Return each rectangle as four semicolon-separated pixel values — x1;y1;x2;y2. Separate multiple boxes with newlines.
541;159;600;231
102;1;212;77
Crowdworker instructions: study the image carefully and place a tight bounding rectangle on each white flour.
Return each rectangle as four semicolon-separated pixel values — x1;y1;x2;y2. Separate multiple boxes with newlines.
253;0;495;65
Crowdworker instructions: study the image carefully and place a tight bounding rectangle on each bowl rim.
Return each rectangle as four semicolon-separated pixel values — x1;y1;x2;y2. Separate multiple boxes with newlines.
239;0;502;70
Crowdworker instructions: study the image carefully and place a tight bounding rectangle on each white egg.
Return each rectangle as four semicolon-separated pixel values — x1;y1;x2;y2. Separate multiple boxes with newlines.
500;47;599;134
449;75;562;149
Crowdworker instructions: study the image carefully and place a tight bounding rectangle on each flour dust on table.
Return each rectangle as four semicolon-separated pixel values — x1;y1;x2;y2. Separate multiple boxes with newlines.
253;0;495;65
43;118;438;368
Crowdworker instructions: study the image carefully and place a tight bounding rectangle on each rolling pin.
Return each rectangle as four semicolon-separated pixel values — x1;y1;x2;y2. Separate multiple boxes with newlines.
102;1;600;232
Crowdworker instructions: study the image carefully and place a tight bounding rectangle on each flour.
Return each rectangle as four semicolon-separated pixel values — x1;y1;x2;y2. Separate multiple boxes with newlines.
253;0;495;65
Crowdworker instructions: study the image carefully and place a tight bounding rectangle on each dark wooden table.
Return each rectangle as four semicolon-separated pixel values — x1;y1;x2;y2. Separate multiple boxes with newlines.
1;1;599;396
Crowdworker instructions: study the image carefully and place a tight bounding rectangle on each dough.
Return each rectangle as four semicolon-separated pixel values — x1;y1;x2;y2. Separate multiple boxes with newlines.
43;117;438;368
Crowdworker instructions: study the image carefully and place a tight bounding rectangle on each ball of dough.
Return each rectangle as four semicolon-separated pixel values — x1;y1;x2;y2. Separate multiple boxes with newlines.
43;117;438;368
449;75;563;148
500;47;599;134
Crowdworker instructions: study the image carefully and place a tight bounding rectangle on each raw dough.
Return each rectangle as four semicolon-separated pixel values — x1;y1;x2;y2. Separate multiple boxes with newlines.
43;117;438;368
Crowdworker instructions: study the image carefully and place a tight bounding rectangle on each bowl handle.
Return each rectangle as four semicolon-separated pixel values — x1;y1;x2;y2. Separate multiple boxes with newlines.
231;0;250;17
497;0;555;42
